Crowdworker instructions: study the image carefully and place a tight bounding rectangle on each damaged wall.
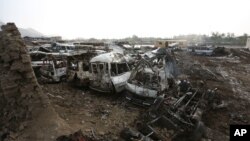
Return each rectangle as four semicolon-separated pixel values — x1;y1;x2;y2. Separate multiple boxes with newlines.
0;23;71;141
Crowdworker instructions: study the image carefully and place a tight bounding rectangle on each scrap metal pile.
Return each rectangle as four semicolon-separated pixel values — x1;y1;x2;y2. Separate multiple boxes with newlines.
125;78;234;141
120;48;221;141
121;80;218;141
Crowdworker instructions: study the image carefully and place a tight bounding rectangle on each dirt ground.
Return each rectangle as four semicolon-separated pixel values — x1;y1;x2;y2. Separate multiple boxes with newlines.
41;83;145;140
37;48;250;140
176;48;250;136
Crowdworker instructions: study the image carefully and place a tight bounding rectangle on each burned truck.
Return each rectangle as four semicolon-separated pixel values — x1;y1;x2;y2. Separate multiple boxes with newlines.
125;48;178;106
89;52;131;93
66;51;99;87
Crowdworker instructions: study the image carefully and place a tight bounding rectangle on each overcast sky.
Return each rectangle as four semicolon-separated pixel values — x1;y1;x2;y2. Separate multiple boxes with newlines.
0;0;250;39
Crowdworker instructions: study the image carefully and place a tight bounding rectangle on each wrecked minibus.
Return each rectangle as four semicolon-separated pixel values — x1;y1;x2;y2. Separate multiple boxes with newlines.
67;51;99;87
89;52;131;93
39;55;67;83
125;48;178;105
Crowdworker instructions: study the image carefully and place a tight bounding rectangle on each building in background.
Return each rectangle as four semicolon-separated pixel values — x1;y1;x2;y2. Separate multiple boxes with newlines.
155;40;187;48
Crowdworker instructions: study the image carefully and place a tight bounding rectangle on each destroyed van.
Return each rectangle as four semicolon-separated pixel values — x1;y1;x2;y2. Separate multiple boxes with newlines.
67;51;99;87
39;55;67;83
89;52;131;93
187;46;214;56
30;47;51;68
125;48;178;105
51;43;75;55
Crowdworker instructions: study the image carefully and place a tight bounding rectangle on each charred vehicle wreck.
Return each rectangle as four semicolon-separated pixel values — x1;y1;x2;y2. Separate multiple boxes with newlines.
125;48;178;106
121;83;218;141
39;55;67;83
89;52;131;93
66;51;98;87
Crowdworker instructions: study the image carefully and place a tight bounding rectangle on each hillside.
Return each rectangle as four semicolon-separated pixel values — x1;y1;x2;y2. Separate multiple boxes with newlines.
0;21;44;37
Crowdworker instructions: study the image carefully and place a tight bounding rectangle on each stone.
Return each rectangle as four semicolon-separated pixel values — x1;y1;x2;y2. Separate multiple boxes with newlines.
25;71;35;79
98;131;105;136
0;79;18;90
1;53;11;63
1;23;17;31
8;43;20;52
21;54;31;63
9;51;20;60
19;46;27;53
85;129;91;132
168;130;174;135
19;85;36;94
10;60;23;71
20;63;33;72
81;120;85;124
8;72;22;80
19;124;24;131
3;87;19;97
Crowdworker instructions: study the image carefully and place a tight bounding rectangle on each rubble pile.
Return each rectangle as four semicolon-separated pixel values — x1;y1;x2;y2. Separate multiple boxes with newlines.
0;23;39;137
0;23;70;141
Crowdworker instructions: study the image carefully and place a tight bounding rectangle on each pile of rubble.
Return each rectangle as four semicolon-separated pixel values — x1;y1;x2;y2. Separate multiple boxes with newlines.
0;23;71;141
0;23;39;137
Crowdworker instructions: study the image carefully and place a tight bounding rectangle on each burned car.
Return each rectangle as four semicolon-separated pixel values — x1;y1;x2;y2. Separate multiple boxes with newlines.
125;48;178;106
89;52;131;93
66;51;99;87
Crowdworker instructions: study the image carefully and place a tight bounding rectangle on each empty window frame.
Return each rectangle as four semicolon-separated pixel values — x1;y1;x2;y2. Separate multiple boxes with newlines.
117;63;129;75
92;63;98;74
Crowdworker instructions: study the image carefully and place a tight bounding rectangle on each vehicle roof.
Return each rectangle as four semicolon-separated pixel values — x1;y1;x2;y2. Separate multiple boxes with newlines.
56;43;75;47
90;52;126;63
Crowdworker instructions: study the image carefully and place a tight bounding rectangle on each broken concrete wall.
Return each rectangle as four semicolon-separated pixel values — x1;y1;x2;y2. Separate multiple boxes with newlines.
0;23;70;141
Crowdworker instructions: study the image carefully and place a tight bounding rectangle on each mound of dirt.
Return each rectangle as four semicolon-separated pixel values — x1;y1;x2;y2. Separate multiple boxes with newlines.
0;23;72;141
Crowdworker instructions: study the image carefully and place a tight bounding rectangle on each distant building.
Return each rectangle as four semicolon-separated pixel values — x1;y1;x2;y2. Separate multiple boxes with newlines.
23;36;62;44
246;38;250;49
50;36;62;41
155;40;187;48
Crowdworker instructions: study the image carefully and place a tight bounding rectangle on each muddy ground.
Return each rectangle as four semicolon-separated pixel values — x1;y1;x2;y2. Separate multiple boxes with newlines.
39;48;250;140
